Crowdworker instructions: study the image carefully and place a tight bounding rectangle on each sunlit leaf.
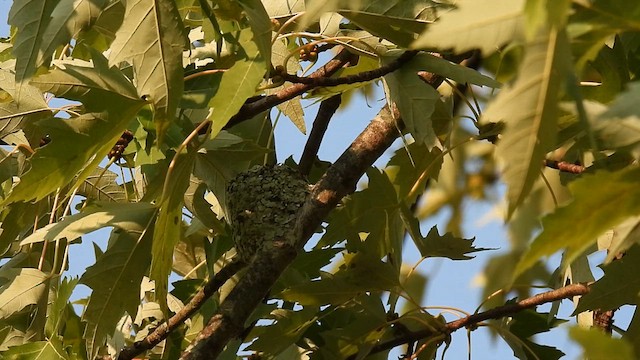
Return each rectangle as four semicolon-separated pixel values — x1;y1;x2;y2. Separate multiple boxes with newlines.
109;0;187;140
45;277;78;339
516;167;640;277
484;28;570;216
80;226;154;359
1;337;69;360
569;327;636;360
207;28;266;137
0;268;49;320
412;0;525;54
150;150;195;313
20;202;156;245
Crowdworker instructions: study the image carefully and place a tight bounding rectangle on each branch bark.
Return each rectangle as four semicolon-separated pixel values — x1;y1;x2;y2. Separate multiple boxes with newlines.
298;94;342;176
180;105;405;359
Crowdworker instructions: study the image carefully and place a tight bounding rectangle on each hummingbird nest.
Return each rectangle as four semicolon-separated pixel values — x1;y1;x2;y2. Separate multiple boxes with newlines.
226;165;309;262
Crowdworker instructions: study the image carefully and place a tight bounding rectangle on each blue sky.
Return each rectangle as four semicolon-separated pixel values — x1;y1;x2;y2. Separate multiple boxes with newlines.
0;4;595;358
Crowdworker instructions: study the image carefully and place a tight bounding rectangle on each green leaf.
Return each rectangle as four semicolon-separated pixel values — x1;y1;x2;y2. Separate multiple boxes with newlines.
20;202;156;246
207;28;266;137
280;253;399;306
382;53;441;148
0;69;51;140
1;338;69;360
0;201;41;253
569;327;636;360
7;0;58;94
237;0;272;68
320;169;404;260
385;141;443;203
0;268;49;320
412;0;525;54
411;224;488;260
38;0;109;68
109;0;187;140
484;28;570;216
516;167;640;277
75;167;129;203
496;307;565;360
31;50;142;111
150;151;196;313
45;277;78;339
80;225;154;359
574;245;640;314
339;10;429;48
248;307;318;355
411;53;501;88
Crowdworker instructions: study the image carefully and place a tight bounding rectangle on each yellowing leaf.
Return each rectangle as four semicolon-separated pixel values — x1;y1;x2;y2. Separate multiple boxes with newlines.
516;167;640;277
412;0;525;54
569;327;636;360
109;0;187;140
484;28;570;216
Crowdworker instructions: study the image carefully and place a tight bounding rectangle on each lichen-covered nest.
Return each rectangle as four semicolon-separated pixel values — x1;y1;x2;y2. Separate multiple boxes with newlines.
226;165;309;261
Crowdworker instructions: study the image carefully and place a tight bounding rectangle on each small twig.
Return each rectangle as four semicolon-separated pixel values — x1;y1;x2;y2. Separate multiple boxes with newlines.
298;94;342;176
279;50;418;87
358;283;591;358
117;258;246;360
544;159;585;174
223;49;356;130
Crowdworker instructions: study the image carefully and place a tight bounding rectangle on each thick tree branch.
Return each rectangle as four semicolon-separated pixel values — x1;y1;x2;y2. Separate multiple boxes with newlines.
117;259;246;360
298;94;342;176
280;50;418;87
180;105;405;359
360;283;591;358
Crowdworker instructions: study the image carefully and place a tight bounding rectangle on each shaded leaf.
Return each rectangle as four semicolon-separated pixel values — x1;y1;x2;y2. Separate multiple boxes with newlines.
574;245;640;314
516;167;640;277
280;253;399;306
412;224;488;260
237;0;272;68
75;167;128;203
8;0;58;93
495;307;565;360
248;307;318;355
38;0;109;68
484;28;570;216
80;225;154;358
45;277;78;339
109;0;187;140
382;52;441;148
385;141;443;203
412;0;525;54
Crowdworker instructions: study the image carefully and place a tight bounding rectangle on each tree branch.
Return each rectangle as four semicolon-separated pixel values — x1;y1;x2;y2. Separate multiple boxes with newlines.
222;50;356;130
117;258;246;360
544;159;585;174
298;94;342;176
279;50;418;87
360;283;591;358
180;105;405;359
